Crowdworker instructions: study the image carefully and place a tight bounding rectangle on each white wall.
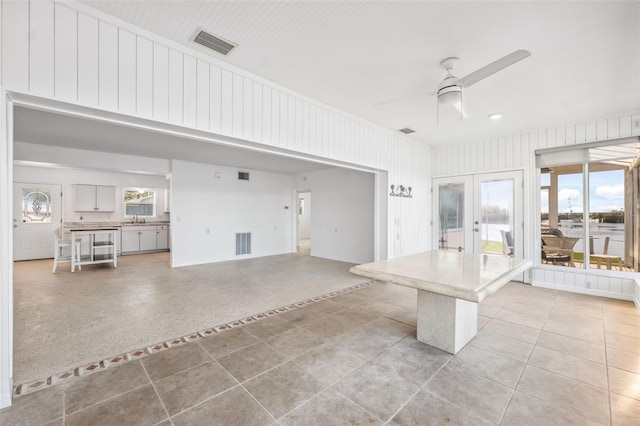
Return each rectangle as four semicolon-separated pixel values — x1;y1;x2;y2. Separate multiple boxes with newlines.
13;164;169;223
297;192;311;239
431;113;640;300
171;159;293;267
293;168;375;264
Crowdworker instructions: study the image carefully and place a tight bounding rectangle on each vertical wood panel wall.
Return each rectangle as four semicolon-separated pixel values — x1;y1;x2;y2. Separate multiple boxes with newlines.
431;114;640;298
0;0;431;258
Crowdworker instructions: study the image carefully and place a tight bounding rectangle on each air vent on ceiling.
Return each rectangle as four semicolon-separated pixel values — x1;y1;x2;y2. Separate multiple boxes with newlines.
193;29;237;56
238;171;250;181
398;128;416;134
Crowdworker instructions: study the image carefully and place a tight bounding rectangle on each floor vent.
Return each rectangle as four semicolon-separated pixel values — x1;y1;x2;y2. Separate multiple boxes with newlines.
193;29;237;56
235;232;252;255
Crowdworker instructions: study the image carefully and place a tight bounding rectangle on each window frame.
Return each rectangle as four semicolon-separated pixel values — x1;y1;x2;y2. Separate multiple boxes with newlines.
123;188;157;218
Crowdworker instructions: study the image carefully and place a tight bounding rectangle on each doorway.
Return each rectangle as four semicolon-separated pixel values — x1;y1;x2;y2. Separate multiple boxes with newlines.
297;191;311;255
13;183;62;261
433;171;523;258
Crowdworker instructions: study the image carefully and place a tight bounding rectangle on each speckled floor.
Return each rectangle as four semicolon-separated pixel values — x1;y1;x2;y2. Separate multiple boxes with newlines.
13;251;368;384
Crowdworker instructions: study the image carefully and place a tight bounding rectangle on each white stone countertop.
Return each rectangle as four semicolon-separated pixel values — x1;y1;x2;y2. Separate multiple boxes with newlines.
350;250;532;303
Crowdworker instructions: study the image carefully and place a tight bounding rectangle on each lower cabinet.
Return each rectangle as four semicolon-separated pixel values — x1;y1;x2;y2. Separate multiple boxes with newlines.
121;225;170;253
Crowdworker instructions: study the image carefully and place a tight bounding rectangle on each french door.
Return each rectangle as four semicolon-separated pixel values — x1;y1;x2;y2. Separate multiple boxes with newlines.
13;183;62;260
433;171;523;258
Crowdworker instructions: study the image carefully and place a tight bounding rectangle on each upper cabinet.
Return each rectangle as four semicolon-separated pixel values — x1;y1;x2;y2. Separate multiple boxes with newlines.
75;184;116;212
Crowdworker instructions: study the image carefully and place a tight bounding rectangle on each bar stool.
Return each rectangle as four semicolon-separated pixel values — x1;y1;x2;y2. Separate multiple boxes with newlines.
53;227;82;273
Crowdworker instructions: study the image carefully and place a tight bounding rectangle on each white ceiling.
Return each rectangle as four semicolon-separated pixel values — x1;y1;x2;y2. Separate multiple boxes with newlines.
81;1;640;145
13;107;333;174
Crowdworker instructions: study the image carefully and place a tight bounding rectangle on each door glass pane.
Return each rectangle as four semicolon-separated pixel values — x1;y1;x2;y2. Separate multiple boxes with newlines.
21;188;52;223
438;183;465;251
480;179;513;255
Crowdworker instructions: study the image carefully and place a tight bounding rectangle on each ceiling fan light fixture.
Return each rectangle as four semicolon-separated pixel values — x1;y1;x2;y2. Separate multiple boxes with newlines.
488;112;502;120
437;85;462;106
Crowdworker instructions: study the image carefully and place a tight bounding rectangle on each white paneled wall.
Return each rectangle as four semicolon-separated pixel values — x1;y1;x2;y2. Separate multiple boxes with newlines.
432;113;640;299
0;0;431;258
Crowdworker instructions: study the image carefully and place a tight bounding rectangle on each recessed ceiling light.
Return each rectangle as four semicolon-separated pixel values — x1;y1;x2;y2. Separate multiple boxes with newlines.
398;128;416;134
488;112;502;120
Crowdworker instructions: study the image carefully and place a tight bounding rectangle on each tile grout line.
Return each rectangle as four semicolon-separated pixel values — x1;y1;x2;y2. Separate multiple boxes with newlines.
140;360;174;426
601;301;613;426
61;381;151;420
13;280;374;398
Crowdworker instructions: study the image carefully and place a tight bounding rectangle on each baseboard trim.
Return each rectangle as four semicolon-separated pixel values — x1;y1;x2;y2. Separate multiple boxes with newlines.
0;390;11;409
532;280;635;302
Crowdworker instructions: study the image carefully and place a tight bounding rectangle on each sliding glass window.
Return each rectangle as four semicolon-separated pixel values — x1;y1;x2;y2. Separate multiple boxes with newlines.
537;138;639;273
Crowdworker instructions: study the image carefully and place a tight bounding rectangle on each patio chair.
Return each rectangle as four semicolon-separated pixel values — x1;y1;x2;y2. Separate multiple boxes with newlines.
500;230;514;256
541;235;579;267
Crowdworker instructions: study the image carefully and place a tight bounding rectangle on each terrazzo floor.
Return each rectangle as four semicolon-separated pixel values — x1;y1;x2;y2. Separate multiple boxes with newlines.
2;279;640;425
13;251;367;384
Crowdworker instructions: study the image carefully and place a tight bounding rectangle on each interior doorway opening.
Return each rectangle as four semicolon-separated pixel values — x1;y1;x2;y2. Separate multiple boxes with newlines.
297;191;311;255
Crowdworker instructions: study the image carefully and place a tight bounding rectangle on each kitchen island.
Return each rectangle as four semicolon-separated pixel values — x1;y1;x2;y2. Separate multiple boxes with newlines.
67;226;119;272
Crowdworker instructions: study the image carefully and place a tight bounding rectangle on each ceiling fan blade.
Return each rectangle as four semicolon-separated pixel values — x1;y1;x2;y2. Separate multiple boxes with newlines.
452;101;468;118
457;49;531;88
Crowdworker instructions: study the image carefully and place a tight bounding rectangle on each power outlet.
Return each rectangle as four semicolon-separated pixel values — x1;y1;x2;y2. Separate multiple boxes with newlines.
585;280;592;289
633;119;640;130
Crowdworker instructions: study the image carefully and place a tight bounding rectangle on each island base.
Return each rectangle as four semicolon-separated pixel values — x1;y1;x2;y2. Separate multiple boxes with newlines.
417;290;478;355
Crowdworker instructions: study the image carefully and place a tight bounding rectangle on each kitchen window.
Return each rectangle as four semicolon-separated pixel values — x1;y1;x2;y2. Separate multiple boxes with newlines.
124;189;156;217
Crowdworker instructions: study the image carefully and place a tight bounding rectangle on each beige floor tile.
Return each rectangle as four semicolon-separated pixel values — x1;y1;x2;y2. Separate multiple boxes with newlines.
154;361;238;415
332;328;397;360
602;299;640;317
244;361;326;418
447;345;525;388
528;346;607;389
493;308;547;329
243;315;299;340
607;347;640;374
501;391;604;426
65;360;150;414
280;387;382;426
608;366;640;401
604;311;640;327
610;392;640;426
332;307;380;327
502;300;552;317
141;343;211;381
65;385;167;426
389;389;493;426
477;314;490;330
425;365;512;424
607;331;640;355
198;327;260;359
359;317;415;341
480;295;508;309
543;318;604;345
301;313;360;339
293;341;367;386
536;330;606;364
358;300;404;315
516;365;609;424
171;386;274;426
550;303;603;319
384;308;417;327
478;303;500;318
468;331;534;363
217;342;288;382
333;362;420;422
0;386;63;426
605;321;640;339
265;327;326;359
480;318;541;344
371;336;451;386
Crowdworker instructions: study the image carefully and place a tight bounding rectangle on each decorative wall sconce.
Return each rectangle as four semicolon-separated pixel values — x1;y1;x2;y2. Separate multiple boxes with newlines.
390;185;412;198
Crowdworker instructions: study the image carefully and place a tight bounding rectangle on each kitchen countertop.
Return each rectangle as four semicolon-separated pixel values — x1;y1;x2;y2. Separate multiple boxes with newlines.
65;221;170;228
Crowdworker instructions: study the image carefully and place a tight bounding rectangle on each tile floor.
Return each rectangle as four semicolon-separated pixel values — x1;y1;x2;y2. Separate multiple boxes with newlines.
2;279;639;425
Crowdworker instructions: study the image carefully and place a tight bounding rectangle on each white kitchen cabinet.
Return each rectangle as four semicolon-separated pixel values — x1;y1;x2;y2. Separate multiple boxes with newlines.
140;229;157;251
164;188;170;212
121;225;170;253
156;225;169;250
75;184;116;212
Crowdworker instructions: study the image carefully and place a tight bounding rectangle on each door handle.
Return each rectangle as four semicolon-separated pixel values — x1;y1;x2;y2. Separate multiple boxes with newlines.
13;224;17;228
474;228;479;232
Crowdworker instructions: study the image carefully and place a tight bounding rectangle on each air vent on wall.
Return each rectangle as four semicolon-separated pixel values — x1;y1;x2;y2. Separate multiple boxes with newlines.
398;128;415;134
238;171;250;181
193;29;237;56
235;232;252;255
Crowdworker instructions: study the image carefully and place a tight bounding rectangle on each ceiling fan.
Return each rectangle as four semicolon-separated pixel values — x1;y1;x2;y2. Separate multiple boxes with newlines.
435;49;531;120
